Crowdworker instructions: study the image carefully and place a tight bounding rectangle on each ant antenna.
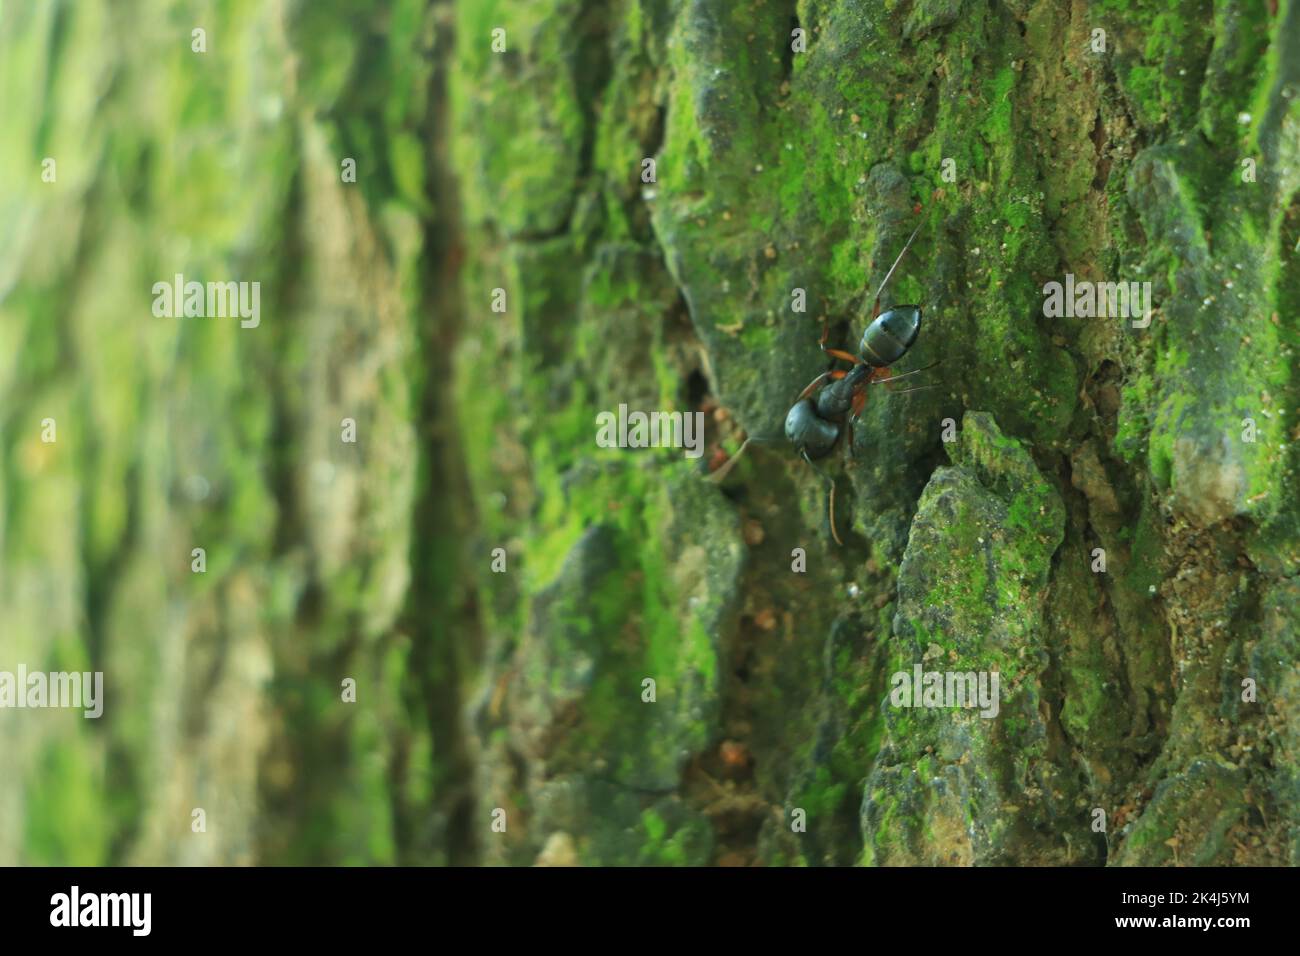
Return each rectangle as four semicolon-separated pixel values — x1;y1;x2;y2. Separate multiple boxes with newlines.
867;360;940;388
706;434;780;483
849;362;943;424
801;450;843;546
870;222;922;316
883;384;941;397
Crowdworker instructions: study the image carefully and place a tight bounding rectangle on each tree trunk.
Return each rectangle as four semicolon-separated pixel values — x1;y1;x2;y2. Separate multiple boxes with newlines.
2;0;1297;866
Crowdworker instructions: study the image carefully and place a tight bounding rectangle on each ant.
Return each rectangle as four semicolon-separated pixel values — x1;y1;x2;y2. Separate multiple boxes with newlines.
709;223;937;545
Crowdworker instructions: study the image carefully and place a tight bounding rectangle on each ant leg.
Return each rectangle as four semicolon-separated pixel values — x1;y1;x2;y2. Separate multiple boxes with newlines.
849;385;868;425
817;313;865;366
870;222;922;320
823;346;863;365
796;370;831;403
795;368;846;403
801;450;843;546
706;434;780;483
830;479;842;545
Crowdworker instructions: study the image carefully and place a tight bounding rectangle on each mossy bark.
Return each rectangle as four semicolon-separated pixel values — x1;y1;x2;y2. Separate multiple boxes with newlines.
3;0;1298;866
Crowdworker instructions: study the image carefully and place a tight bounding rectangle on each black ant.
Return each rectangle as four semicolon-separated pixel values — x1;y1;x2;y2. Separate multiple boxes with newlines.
708;223;937;545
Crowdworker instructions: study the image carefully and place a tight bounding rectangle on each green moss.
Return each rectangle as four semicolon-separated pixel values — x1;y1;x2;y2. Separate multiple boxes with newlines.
1147;387;1191;490
739;322;776;352
1115;373;1154;462
451;1;587;236
978;66;1016;185
636;807;710;866
920;505;992;633
24;740;110;865
1060;643;1111;741
789;635;886;861
865;786;907;865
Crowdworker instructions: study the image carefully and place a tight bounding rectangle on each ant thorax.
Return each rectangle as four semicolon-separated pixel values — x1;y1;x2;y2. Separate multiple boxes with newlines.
815;364;870;419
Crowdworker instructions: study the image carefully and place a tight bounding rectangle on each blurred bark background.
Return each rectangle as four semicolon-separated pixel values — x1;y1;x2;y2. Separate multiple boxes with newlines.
1;0;1297;866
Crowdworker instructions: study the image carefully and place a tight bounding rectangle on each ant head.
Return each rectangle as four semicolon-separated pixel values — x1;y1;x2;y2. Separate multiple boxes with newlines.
785;399;838;458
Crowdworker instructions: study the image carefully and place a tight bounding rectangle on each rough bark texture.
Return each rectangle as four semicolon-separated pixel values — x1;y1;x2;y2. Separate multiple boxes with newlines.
2;0;1298;866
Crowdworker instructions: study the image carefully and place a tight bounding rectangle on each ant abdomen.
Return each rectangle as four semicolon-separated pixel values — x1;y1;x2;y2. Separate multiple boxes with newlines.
859;305;922;367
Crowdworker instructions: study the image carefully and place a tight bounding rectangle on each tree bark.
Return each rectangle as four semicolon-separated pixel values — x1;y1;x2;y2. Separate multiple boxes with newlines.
2;0;1297;866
